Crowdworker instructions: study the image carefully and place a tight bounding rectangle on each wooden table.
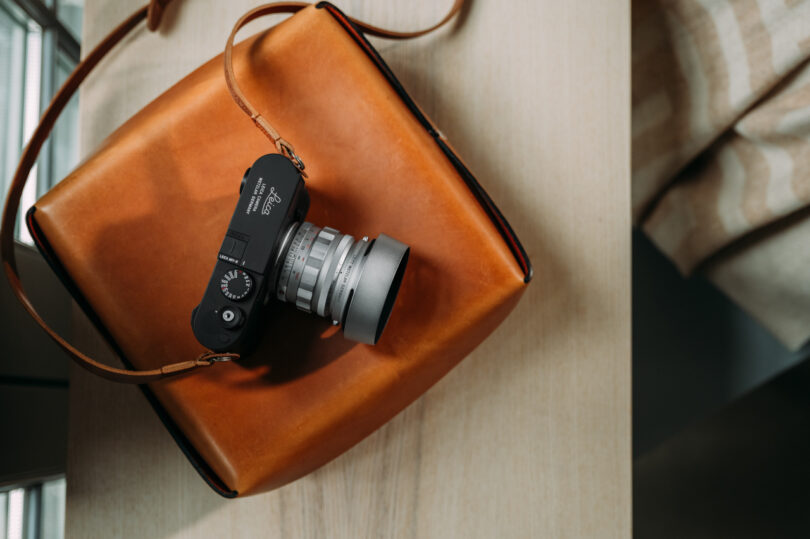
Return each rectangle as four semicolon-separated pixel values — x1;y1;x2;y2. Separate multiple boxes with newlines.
66;1;630;537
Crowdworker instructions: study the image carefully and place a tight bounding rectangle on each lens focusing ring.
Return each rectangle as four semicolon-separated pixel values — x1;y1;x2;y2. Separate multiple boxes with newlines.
276;222;315;303
329;238;368;325
276;223;363;320
314;233;354;317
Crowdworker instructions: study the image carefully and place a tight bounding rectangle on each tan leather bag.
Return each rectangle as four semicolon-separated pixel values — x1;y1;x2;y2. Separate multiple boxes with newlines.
2;1;531;496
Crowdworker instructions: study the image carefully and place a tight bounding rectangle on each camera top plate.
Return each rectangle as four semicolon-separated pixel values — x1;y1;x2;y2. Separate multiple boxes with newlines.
221;154;309;275
192;154;309;353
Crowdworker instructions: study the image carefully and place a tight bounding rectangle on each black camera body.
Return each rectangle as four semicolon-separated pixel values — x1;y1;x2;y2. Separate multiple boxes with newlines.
192;154;410;355
192;155;309;353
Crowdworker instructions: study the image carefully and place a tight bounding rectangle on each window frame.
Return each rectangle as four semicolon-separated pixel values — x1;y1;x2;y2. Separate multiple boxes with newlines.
7;0;79;62
1;475;67;539
1;0;81;241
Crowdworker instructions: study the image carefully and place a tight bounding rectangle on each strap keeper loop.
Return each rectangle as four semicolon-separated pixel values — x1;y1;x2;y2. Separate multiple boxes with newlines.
276;139;306;173
195;352;240;367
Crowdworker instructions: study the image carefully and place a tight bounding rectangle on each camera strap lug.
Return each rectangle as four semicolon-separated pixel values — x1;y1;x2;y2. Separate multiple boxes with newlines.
276;139;307;175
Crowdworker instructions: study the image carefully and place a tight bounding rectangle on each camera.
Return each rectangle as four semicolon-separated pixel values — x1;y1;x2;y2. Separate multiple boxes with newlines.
191;154;410;354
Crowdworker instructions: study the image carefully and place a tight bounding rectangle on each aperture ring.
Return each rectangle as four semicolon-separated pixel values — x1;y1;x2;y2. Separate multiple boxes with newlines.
278;222;317;304
295;226;339;312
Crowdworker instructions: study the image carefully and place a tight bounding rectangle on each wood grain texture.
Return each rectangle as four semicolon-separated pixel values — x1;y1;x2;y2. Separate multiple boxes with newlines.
66;1;630;537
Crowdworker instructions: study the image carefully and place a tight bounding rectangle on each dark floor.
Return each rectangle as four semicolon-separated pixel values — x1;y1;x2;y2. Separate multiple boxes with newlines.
634;358;810;538
633;231;805;457
633;232;810;536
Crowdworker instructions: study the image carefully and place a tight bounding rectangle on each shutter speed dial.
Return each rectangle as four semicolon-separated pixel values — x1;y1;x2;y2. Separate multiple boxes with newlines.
220;269;253;301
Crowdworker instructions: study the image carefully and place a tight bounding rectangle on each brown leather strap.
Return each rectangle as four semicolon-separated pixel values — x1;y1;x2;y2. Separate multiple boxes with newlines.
340;0;465;40
1;0;463;383
223;0;465;171
146;0;172;31
223;3;311;170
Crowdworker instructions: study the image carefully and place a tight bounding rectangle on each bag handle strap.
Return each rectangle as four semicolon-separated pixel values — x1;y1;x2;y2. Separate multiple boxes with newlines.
223;1;465;170
0;0;463;384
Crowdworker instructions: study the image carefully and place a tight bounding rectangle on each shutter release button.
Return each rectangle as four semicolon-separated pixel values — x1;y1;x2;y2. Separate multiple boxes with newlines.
220;307;244;329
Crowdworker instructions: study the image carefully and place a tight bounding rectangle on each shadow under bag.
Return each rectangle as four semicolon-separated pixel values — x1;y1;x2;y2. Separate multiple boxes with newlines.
2;1;531;497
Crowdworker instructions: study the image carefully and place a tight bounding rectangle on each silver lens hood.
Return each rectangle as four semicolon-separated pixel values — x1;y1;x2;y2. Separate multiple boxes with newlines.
342;234;409;345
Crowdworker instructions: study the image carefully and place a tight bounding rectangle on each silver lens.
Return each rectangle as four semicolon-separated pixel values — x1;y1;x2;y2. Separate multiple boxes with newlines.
273;222;409;344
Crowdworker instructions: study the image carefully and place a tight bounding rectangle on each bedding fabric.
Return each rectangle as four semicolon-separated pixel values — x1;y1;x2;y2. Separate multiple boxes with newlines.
634;0;810;349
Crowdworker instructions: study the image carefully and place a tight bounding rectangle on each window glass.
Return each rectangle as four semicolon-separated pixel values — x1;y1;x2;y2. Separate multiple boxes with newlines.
1;478;66;539
18;23;42;245
56;0;82;41
49;48;79;189
0;0;81;243
7;487;24;539
0;491;7;537
40;477;66;539
0;5;26;199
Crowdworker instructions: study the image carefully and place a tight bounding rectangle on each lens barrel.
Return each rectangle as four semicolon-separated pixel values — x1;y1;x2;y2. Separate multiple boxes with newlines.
274;222;409;344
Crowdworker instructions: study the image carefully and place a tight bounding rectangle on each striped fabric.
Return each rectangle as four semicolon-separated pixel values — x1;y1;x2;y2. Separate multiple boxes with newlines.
634;0;810;349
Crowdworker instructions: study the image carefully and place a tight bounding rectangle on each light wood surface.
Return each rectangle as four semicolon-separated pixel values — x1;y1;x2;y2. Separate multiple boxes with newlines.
65;1;630;537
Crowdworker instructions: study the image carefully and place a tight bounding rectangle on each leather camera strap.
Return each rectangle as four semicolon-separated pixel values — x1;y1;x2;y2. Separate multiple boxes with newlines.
0;0;463;383
224;1;465;169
